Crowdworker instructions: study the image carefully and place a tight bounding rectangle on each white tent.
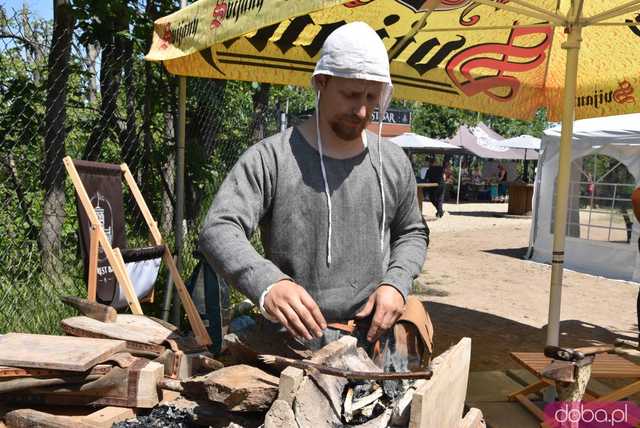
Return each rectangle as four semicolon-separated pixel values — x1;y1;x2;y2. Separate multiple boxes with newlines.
493;135;541;152
388;133;463;153
528;114;640;282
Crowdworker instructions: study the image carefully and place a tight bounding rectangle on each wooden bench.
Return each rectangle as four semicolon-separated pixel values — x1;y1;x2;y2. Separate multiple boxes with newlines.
509;352;640;423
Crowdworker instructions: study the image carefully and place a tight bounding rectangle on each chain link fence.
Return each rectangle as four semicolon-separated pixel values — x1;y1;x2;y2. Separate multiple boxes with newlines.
0;7;294;334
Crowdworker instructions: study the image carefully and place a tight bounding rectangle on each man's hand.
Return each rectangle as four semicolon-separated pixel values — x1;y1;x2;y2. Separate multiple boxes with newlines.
355;285;405;342
263;280;327;340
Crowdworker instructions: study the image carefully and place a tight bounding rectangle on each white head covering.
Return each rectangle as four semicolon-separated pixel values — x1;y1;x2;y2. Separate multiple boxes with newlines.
311;21;393;265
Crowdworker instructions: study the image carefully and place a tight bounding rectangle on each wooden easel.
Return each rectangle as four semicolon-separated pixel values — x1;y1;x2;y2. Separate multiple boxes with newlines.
64;156;212;347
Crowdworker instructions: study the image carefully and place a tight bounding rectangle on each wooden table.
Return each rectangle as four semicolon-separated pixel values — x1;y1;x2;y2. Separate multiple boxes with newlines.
417;183;439;215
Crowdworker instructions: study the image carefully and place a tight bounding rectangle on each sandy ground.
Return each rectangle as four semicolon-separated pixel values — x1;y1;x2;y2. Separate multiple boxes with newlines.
414;202;640;372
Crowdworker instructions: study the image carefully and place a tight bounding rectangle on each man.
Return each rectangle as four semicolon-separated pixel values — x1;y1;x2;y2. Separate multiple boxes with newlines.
199;22;429;367
424;158;445;218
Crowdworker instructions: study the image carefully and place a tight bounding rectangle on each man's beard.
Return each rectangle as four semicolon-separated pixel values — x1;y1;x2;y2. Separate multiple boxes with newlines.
329;115;369;141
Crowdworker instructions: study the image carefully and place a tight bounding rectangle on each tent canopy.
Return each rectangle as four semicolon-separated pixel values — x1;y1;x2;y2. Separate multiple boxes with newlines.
388;133;465;154
494;135;542;151
449;123;539;160
529;113;640;282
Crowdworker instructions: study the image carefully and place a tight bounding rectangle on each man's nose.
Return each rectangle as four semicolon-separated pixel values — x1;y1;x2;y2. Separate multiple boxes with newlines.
353;103;367;120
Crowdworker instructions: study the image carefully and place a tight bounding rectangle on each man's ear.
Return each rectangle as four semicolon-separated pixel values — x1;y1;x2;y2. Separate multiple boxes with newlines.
313;74;329;91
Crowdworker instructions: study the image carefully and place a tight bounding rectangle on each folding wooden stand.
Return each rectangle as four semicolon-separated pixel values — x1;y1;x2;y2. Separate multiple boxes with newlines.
509;352;640;424
64;156;212;347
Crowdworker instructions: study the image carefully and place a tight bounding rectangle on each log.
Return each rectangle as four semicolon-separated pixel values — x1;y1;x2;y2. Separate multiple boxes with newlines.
203;364;279;412
3;360;164;409
5;409;93;428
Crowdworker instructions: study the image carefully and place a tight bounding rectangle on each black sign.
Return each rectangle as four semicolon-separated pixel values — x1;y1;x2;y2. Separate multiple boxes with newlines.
371;108;411;125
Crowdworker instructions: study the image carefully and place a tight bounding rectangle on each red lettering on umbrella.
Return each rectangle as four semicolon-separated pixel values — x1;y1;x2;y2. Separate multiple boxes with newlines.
211;2;228;29
445;24;552;101
614;80;635;104
344;0;373;7
160;23;172;49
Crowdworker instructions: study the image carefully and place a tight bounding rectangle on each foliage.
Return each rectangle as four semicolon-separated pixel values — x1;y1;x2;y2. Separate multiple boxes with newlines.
409;102;480;139
0;2;546;334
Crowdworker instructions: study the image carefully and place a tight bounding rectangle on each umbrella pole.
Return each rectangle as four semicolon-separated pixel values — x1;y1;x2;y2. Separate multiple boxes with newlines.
456;155;462;204
165;0;189;324
546;19;583;347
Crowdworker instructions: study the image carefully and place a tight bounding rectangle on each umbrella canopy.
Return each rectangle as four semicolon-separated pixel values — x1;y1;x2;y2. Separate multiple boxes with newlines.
449;123;539;160
493;135;542;151
147;0;640;346
146;1;640;122
388;132;464;153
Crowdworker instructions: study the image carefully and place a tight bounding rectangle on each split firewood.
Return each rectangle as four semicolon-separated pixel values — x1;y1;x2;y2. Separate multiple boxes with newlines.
0;373;102;394
258;354;433;381
61;296;117;323
196;354;224;371
157;364;279;412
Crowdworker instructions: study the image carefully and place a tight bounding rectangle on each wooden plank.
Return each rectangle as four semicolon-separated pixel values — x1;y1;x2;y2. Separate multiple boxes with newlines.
61;315;173;345
0;365;111;379
0;334;125;372
409;337;471;428
80;407;134;428
87;227;98;302
8;361;164;409
594;379;640;402
512;394;545;421
5;409;93;428
511;352;640;377
121;163;211;347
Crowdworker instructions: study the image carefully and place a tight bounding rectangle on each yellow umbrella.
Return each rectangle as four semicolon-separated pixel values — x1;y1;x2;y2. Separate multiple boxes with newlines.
147;0;640;345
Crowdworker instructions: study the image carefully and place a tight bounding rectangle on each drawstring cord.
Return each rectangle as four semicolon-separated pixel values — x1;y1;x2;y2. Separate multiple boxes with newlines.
315;92;333;266
377;120;386;253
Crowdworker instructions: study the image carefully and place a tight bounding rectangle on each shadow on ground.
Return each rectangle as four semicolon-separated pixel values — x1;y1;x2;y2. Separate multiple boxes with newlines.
422;301;637;371
445;210;506;218
483;247;529;259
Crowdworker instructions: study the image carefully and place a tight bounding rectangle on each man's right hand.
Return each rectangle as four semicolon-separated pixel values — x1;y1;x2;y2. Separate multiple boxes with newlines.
263;280;327;340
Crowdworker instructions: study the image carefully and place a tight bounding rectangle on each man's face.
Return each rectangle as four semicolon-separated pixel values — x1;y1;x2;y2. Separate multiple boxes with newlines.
317;76;384;141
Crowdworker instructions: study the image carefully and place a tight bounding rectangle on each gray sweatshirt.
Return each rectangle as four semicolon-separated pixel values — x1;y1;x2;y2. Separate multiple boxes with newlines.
198;127;428;322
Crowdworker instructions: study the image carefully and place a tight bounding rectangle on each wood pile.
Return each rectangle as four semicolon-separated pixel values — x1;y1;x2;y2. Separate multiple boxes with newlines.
0;297;484;427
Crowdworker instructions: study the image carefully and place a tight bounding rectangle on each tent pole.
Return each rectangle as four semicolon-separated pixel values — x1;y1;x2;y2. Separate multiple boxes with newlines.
546;13;583;347
165;0;188;325
456;155;463;204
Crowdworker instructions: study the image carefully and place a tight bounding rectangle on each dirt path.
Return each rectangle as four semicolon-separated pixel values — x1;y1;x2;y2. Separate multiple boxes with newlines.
415;202;639;371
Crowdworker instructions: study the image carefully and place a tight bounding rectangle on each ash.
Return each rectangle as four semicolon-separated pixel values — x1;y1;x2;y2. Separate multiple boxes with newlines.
113;405;196;428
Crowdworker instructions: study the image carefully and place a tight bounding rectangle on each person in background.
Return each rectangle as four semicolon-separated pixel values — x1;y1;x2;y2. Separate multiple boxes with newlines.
424;158;445;218
497;163;508;202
